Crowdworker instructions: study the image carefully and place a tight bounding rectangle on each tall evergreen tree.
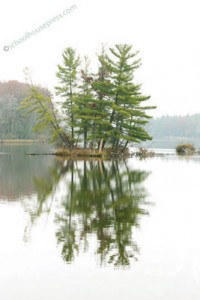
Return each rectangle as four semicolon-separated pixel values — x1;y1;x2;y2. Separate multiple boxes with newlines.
75;55;111;149
92;46;115;150
73;56;95;148
102;44;155;151
55;47;80;142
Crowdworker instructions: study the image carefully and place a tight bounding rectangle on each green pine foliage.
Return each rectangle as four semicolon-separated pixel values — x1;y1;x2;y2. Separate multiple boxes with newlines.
55;47;80;141
73;56;95;148
102;44;155;150
21;44;155;152
91;46;116;150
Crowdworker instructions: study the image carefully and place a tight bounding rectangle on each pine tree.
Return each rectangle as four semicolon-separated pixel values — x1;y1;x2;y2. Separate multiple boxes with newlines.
102;44;155;151
92;46;115;150
73;56;95;148
55;47;80;142
74;55;110;149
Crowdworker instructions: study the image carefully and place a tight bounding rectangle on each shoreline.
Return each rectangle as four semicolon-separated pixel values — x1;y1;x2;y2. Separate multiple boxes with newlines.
0;139;42;144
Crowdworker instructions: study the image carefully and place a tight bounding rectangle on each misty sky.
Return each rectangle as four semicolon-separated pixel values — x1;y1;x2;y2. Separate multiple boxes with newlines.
0;0;199;116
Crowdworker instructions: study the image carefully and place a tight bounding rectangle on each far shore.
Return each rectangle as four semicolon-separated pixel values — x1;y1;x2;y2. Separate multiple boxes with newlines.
0;139;43;144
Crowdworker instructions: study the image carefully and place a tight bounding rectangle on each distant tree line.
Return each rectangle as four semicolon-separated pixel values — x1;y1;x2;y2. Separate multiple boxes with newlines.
140;114;200;148
147;114;200;139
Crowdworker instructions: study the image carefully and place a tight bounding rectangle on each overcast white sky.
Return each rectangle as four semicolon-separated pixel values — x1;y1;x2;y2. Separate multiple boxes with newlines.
0;0;200;116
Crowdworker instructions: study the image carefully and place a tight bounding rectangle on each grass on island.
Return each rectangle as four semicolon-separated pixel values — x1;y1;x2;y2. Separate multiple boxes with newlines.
55;147;130;158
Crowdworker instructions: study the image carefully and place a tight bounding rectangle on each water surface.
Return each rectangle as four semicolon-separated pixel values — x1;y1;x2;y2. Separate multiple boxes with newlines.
0;145;200;299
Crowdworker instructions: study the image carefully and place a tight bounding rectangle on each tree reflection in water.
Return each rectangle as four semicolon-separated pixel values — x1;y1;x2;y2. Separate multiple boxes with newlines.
25;159;151;267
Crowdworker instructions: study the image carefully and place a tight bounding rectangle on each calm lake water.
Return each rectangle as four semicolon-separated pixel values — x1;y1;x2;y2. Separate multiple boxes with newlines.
1;144;200;299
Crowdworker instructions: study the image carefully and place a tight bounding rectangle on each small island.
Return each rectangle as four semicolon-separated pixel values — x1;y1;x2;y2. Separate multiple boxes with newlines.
21;44;155;157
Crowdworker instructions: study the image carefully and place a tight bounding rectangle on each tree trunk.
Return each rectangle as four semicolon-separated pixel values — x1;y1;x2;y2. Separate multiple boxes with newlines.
122;141;129;153
98;139;104;152
84;129;87;149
